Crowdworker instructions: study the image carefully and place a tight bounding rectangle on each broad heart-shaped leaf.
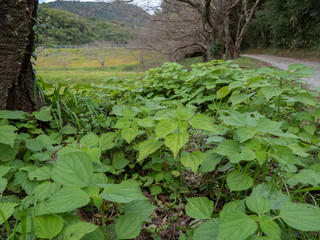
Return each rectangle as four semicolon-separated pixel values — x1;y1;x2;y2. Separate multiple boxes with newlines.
124;200;156;221
114;117;131;129
246;194;271;214
260;86;282;101
34;214;64;239
0;110;26;120
38;186;90;214
175;107;194;121
0;125;17;147
165;132;189;158
234;127;256;143
260;215;281;239
33;106;53;122
138;118;156;128
217;86;231;99
0;141;19;162
180;151;205;174
199;151;222;173
64;221;98;240
294;92;316;106
218;211;257;240
99;180;146;203
214;140;240;156
280;202;320;231
113;152;130;170
219;201;246;220
0;202;17;225
80;132;99;147
189;114;217;132
121;127;138;143
99;132;116;150
115;213;142;239
185;197;214;220
193;218;220;240
137;139;163;162
122;107;137;120
155;119;178;140
52;151;93;188
33;181;58;201
227;171;253;191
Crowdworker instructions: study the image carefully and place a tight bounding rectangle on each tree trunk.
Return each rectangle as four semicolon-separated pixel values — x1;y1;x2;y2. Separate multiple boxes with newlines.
0;0;42;112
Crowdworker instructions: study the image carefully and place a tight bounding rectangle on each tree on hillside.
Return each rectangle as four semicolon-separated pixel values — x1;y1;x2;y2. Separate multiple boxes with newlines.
0;0;43;112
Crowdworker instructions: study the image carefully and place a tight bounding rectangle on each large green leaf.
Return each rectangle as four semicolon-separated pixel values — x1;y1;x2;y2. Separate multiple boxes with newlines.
33;181;58;201
214;140;240;156
217;86;231;99
227;171;253;191
280;202;320;231
113;152;130;170
137;139;163;162
100;180;146;203
294;92;316;106
155;119;178;139
220;111;248;127
189;114;217;132
260;215;281;239
114;117;131;129
0;202;17;225
115;213;142;239
165;132;189;158
28;166;51;181
121;127;138;143
185;197;213;220
34;214;64;239
0;125;17;147
99;132;116;150
0;141;20;162
52;151;93;188
193;218;220;240
199;151;222;173
246;194;271;215
38;186;90;214
124;200;156;221
64;221;98;240
218;211;257;240
80;133;99;147
0;110;26;120
122;108;137;120
180;151;204;174
234;127;256;143
260;86;282;101
33;106;53;122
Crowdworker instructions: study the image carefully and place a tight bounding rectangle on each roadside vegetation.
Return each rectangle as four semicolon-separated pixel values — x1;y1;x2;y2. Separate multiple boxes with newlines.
1;58;320;239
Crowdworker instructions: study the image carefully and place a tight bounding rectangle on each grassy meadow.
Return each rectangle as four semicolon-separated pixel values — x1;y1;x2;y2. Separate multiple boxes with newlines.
34;48;270;85
34;47;165;84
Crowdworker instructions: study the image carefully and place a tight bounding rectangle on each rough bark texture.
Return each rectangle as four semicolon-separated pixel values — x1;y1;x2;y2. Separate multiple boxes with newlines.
0;0;42;112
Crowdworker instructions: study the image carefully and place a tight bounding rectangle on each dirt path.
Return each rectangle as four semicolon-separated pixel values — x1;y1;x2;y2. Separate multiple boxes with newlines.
242;54;320;88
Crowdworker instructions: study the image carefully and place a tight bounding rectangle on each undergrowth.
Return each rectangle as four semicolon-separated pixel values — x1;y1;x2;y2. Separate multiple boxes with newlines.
0;60;319;240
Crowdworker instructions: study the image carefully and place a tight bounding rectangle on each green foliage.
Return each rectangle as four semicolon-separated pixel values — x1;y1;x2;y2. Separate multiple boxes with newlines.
1;60;320;239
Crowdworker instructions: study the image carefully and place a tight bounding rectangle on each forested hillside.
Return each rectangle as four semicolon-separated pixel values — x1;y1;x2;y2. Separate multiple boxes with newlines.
37;4;135;45
47;1;149;25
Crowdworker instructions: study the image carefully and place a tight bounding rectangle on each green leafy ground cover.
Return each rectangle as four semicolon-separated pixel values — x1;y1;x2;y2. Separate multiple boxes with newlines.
1;60;320;239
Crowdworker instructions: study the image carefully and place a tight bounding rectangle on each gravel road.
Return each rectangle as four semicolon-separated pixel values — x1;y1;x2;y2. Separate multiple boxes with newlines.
242;54;320;88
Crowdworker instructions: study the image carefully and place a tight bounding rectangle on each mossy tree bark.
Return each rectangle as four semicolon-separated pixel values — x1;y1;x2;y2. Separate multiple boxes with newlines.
0;0;42;112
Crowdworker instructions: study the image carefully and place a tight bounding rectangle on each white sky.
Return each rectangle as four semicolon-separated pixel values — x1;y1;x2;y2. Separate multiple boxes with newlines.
39;0;162;13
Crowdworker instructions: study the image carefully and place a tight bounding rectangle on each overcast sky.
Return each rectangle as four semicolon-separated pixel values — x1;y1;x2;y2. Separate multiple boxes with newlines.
39;0;162;13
